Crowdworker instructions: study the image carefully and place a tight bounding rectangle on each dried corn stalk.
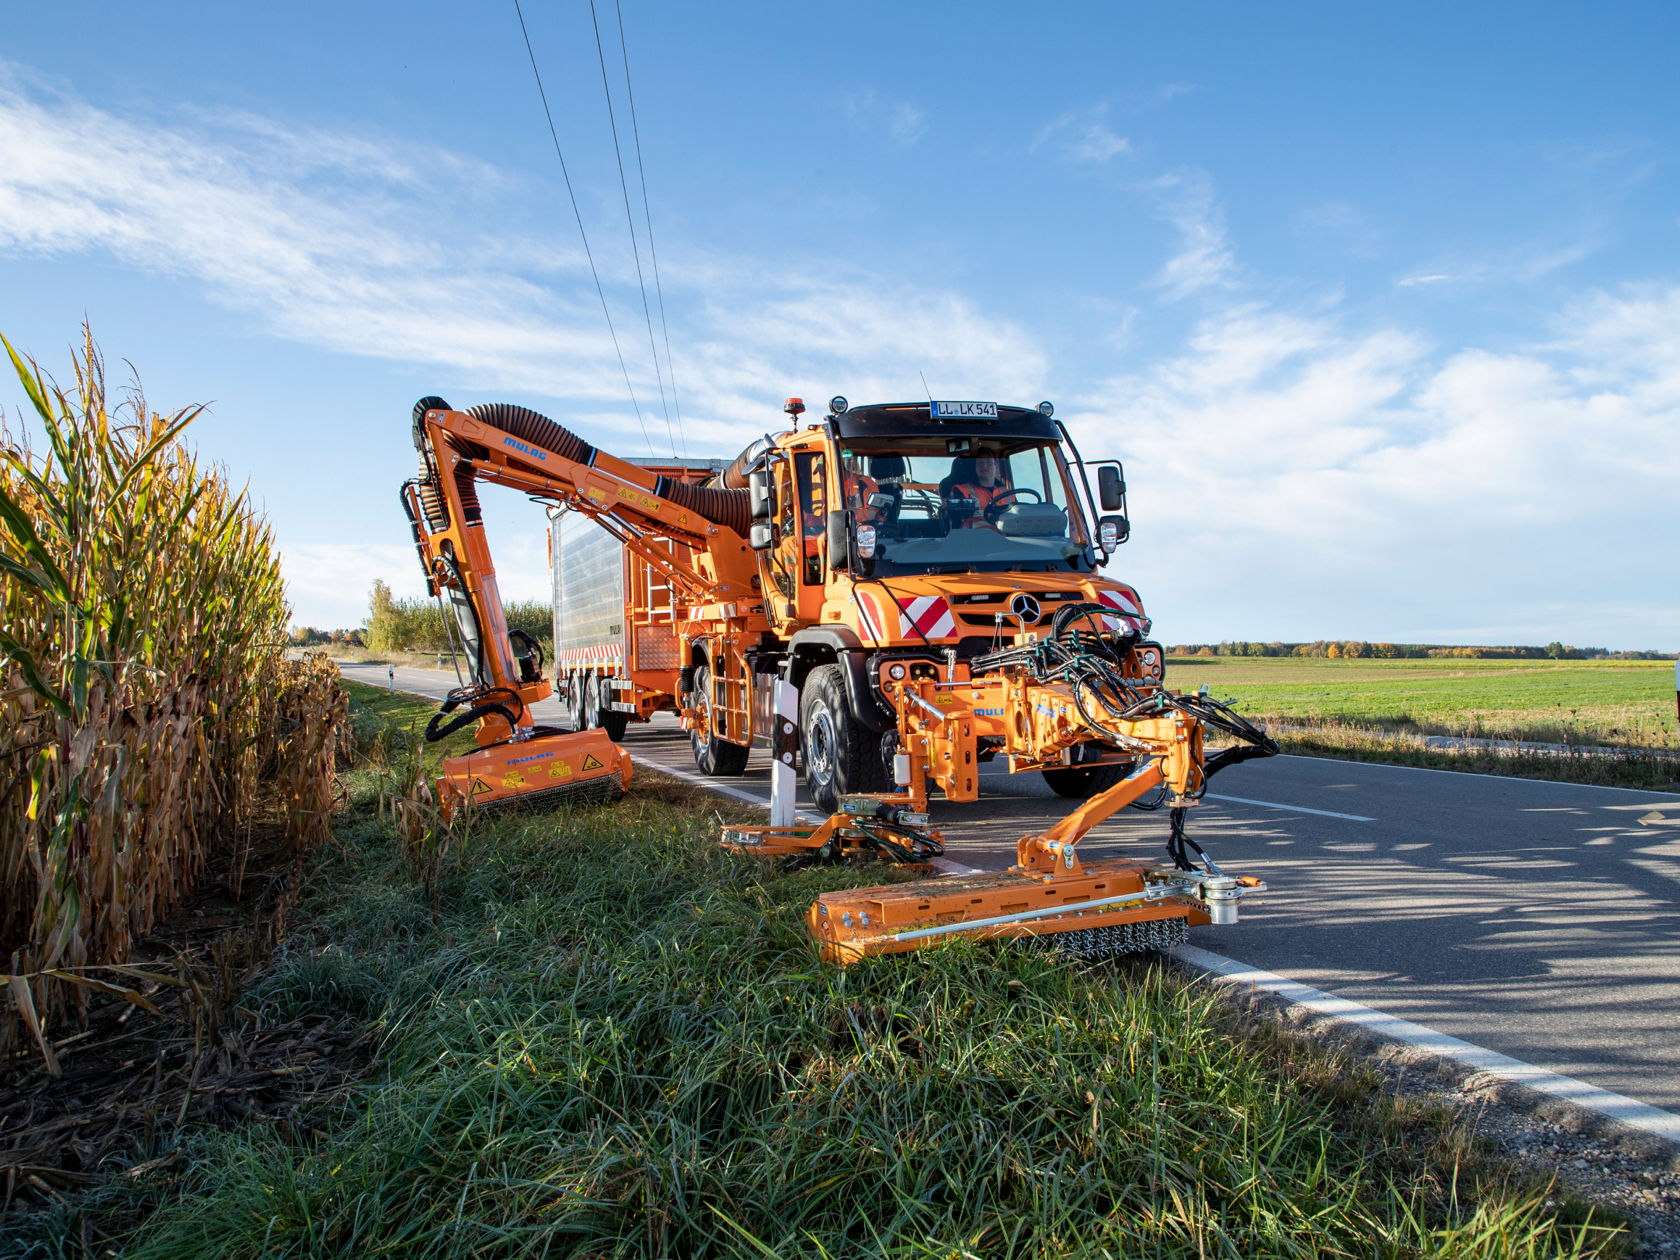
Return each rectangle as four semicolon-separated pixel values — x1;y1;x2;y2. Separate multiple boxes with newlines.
0;327;343;1070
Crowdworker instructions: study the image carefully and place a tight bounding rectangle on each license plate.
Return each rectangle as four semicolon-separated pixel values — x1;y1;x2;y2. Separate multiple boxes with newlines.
931;400;998;420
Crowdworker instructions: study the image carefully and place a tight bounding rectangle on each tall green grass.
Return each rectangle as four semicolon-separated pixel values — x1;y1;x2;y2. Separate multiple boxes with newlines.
98;691;1620;1259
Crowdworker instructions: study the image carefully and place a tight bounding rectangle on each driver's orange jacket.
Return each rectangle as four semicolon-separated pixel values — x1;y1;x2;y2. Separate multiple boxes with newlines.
949;481;1008;527
845;472;881;523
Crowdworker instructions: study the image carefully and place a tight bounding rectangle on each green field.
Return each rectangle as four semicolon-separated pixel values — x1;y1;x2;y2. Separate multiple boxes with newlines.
1164;656;1678;750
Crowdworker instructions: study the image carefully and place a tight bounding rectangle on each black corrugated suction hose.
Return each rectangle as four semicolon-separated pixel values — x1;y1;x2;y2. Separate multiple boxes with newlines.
411;397;749;534
651;475;750;535
456;399;749;535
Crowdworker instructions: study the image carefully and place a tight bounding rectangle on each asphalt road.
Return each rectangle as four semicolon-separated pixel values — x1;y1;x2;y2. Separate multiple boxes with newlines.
342;660;1680;1113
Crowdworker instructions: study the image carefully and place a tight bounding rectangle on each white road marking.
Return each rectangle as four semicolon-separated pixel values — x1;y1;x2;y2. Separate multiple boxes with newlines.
1204;793;1374;822
1172;943;1680;1148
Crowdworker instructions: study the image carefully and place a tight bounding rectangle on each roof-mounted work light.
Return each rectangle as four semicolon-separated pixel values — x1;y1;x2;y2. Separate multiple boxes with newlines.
829;395;849;415
1037;401;1055;417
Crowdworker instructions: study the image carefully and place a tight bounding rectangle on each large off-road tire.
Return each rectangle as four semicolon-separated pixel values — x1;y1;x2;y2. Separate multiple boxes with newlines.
800;663;886;813
1041;759;1134;799
690;664;749;776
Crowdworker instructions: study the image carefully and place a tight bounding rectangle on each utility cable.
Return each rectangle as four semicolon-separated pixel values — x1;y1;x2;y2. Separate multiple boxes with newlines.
511;0;655;456
587;0;679;460
613;0;686;458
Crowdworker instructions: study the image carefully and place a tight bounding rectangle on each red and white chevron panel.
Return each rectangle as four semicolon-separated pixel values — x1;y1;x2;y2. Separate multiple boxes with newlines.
896;595;956;640
1097;587;1148;634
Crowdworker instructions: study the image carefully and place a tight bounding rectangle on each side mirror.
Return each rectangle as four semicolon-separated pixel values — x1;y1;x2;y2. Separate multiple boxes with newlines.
825;510;851;572
748;521;774;551
1098;514;1129;550
1097;465;1126;512
748;469;773;519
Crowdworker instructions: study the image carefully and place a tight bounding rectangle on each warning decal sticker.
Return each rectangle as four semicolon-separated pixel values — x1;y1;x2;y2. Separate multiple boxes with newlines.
580;753;603;771
470;777;493;796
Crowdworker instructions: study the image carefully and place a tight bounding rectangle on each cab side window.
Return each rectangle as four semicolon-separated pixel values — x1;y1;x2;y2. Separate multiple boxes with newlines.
794;451;827;585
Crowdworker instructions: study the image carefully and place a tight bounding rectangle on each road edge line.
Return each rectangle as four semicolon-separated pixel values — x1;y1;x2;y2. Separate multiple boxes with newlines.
1170;941;1680;1165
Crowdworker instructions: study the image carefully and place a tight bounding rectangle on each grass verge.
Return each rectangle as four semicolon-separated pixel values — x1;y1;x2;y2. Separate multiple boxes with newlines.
1254;721;1680;794
1;683;1633;1257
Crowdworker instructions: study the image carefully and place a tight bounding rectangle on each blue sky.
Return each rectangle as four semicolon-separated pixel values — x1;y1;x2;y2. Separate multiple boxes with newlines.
2;2;1676;647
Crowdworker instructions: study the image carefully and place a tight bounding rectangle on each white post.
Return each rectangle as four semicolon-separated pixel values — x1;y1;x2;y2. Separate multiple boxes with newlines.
771;678;799;828
387;664;396;692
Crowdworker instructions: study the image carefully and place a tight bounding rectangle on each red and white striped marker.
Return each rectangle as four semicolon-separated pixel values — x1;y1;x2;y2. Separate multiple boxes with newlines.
896;595;955;640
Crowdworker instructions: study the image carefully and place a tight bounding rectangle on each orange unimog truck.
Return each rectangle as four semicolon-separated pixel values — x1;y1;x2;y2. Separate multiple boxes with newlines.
551;395;1161;812
406;393;1273;962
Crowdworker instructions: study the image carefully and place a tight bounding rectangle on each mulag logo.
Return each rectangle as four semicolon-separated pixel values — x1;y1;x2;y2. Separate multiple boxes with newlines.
502;435;546;462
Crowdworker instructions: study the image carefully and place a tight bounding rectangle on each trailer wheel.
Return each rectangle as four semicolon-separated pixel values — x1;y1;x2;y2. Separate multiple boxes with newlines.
800;663;886;813
598;678;629;742
566;671;584;731
1041;760;1134;798
581;673;600;730
690;663;749;776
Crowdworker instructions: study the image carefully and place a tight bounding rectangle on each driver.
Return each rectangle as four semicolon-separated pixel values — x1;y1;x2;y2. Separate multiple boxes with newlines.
843;463;882;524
947;446;1010;529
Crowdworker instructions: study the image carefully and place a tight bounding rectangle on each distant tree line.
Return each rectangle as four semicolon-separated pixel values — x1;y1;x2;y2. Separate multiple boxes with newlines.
1168;640;1673;661
289;626;365;647
357;580;553;656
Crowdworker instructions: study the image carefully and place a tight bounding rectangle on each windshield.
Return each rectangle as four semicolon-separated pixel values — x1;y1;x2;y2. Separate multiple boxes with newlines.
837;437;1095;575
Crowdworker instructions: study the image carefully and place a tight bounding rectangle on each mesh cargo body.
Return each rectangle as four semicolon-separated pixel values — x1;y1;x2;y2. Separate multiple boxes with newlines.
551;514;627;671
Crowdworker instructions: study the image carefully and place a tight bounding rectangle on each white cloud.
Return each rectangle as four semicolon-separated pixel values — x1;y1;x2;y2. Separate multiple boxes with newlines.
889;102;926;144
1070;283;1680;644
841;90;926;145
0;75;1047;626
280;543;421;630
0;75;1033;431
1033;105;1131;164
1147;169;1235;300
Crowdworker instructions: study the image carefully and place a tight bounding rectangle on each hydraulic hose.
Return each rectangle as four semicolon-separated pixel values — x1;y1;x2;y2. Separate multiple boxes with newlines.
424;686;524;743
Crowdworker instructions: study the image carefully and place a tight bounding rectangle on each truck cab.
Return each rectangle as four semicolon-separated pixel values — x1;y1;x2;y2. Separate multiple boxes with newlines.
733;398;1155;810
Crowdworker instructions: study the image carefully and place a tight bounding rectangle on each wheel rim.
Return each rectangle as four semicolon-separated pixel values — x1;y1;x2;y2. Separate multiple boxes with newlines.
807;704;837;787
693;670;712;750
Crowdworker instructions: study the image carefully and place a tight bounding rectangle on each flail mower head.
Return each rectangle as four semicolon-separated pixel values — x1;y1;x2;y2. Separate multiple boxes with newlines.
436;727;631;817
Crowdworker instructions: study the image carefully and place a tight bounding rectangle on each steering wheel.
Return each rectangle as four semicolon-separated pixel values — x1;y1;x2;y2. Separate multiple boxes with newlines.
983;487;1042;522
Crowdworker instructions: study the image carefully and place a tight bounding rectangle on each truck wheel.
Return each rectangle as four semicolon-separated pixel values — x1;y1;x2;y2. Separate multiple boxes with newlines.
800;663;885;813
690;663;749;775
1041;760;1134;799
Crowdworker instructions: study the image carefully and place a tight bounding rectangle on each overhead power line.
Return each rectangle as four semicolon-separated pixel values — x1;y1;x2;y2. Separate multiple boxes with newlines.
512;0;655;456
613;0;686;458
587;0;680;461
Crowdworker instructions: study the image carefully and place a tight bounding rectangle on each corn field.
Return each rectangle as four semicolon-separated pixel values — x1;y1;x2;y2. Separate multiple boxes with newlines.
0;329;346;1072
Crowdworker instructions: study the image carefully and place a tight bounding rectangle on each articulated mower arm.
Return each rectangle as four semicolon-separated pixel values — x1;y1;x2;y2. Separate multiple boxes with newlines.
401;393;758;815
